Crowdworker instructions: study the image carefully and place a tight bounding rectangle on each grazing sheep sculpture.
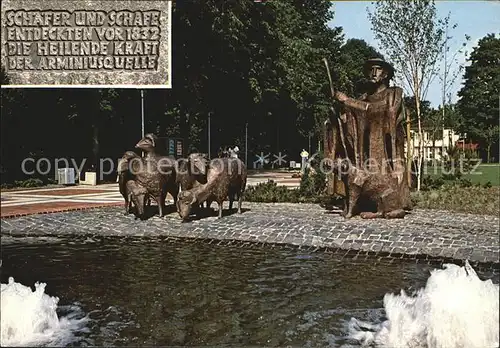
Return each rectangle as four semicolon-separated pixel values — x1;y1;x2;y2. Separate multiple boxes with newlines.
176;157;247;221
176;152;211;210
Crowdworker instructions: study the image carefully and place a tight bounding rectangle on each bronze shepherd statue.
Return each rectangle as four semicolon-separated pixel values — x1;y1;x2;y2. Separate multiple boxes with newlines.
324;58;412;219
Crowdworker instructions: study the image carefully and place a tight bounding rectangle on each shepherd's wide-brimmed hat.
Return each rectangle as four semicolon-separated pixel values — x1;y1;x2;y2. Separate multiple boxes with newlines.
363;58;395;80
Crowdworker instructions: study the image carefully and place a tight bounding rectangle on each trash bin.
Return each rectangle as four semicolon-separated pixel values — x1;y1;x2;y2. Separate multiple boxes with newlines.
57;168;75;185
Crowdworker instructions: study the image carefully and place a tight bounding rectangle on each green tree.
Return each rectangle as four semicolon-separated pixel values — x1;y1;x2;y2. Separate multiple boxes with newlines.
423;103;463;140
457;33;500;163
483;125;500;163
368;0;452;191
165;0;344;157
404;96;432;124
438;19;470;157
264;0;344;148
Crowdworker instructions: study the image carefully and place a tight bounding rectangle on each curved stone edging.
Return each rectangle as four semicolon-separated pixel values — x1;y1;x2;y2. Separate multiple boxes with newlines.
1;202;498;264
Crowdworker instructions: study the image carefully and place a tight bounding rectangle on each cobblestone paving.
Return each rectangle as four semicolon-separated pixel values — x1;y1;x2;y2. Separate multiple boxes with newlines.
1;203;498;266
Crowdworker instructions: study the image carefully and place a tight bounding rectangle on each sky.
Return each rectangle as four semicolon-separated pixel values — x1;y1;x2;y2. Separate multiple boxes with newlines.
327;1;500;107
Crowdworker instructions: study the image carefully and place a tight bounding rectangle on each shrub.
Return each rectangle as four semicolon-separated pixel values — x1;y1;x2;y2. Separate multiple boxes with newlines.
244;180;300;203
14;178;45;188
482;181;492;188
298;166;326;198
244;160;331;204
412;185;499;216
1;178;47;190
421;175;445;191
47;178;58;185
421;173;482;191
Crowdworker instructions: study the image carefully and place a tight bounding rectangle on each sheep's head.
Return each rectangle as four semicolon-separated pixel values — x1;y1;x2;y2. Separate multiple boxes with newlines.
135;133;157;152
132;191;147;218
118;151;141;174
176;190;197;221
123;151;139;160
127;182;148;218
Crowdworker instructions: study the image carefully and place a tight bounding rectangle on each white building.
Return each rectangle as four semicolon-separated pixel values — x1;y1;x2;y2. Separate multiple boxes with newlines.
405;128;461;161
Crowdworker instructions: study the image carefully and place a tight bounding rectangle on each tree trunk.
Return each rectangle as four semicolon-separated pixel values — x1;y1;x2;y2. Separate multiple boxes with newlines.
185;113;190;156
441;106;445;162
487;144;491;164
432;137;436;164
415;89;423;192
406;109;412;188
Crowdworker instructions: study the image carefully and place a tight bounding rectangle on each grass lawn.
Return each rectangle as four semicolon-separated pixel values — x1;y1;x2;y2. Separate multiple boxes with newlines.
423;163;499;186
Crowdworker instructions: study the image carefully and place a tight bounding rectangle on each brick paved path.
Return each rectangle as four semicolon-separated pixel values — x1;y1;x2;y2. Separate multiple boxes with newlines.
0;184;124;218
0;172;300;218
1;202;498;265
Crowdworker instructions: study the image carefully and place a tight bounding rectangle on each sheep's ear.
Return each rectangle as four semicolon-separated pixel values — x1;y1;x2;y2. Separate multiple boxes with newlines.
145;133;156;147
149;135;156;147
194;160;206;175
178;191;187;200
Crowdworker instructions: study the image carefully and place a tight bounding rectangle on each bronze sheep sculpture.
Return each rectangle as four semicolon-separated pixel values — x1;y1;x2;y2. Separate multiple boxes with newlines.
133;133;179;217
176;157;247;221
118;134;247;221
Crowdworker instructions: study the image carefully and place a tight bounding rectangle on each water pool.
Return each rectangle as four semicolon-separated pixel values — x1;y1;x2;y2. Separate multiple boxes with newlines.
1;236;498;347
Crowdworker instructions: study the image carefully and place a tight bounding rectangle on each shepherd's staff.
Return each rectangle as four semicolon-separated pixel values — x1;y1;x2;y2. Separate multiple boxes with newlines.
322;58;348;159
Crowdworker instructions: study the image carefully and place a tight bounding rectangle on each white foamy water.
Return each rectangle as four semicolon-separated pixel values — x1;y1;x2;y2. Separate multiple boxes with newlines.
347;260;499;348
1;277;88;347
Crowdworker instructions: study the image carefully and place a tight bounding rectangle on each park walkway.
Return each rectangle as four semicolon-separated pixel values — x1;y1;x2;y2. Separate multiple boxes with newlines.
0;171;300;218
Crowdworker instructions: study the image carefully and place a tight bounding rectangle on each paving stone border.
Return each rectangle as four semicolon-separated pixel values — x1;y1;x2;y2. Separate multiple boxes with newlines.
1;202;498;267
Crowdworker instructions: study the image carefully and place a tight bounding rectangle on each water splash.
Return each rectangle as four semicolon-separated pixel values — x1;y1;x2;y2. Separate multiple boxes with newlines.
347;260;499;348
1;277;88;347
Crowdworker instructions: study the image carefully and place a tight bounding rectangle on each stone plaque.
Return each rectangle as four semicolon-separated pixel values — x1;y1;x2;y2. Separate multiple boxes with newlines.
1;0;172;88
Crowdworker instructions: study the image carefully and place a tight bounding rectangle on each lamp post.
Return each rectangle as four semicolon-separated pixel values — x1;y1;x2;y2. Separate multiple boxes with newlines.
141;90;145;157
185;112;190;157
245;122;248;165
208;112;212;159
308;133;312;155
141;90;145;138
